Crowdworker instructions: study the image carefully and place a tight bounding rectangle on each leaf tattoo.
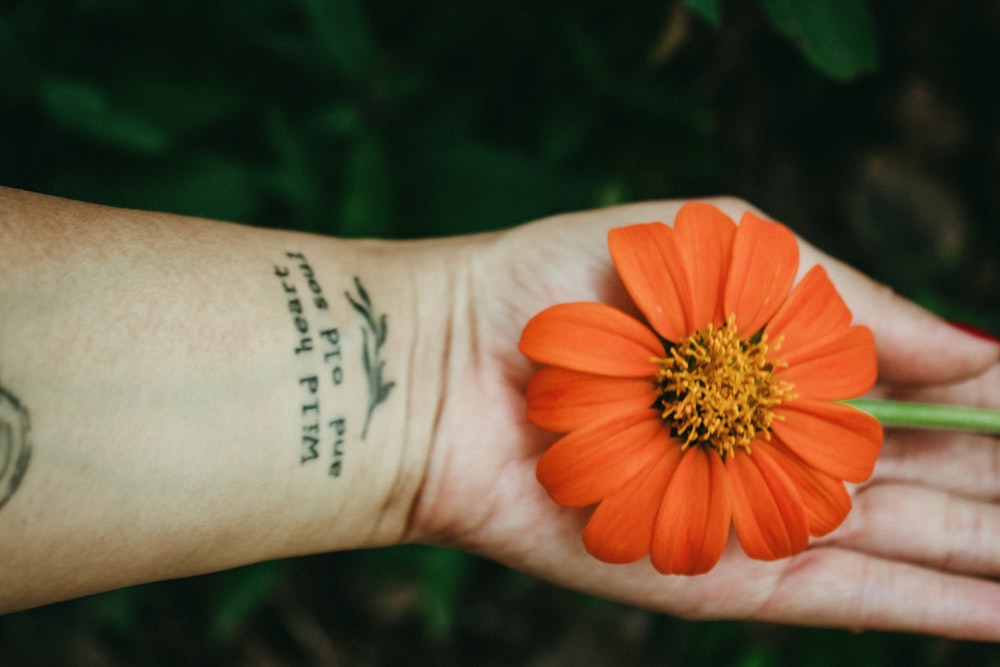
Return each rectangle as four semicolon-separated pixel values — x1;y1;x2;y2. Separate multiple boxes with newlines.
0;383;31;511
345;277;395;439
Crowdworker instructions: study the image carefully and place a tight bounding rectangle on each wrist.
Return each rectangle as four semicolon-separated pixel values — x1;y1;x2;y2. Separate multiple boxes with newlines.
296;236;472;551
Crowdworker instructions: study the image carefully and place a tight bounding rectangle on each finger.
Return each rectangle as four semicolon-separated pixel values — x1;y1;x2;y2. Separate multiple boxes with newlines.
761;547;1000;640
522;525;1000;641
820;483;1000;576
864;365;1000;502
522;198;1000;385
481;479;1000;641
878;362;1000;409
872;430;1000;501
797;242;1000;385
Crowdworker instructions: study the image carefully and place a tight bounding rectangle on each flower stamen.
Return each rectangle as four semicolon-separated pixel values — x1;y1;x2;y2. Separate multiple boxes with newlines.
653;315;793;459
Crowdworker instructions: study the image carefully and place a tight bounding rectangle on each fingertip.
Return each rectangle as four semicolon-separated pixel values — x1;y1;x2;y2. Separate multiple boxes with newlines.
865;295;999;385
801;251;1000;385
948;320;1000;345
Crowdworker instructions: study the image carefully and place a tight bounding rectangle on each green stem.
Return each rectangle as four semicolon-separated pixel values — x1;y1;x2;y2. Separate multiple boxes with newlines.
844;399;1000;434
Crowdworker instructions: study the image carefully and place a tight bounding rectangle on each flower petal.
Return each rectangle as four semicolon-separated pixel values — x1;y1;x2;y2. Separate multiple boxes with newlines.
728;446;810;560
724;212;799;336
765;265;852;362
775;326;878;400
674;202;737;330
519;302;663;377
526;367;658;433
608;222;692;342
583;447;682;564
650;446;732;575
772;399;883;483
763;441;852;537
536;410;667;507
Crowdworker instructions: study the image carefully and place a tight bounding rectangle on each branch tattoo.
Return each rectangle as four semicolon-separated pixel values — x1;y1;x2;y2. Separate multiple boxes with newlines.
0;383;31;511
273;252;394;477
344;276;396;440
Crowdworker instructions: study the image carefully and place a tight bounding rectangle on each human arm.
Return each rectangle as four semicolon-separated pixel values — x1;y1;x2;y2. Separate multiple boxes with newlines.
0;186;451;611
4;188;1000;641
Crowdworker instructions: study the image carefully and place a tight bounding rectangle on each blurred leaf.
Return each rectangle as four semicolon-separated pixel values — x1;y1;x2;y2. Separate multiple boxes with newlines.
264;108;330;231
760;0;878;81
336;131;396;237
737;648;776;667
148;152;261;221
115;76;244;139
39;78;171;155
558;16;611;86
539;104;595;166
410;136;591;236
314;104;365;137
0;8;15;87
682;621;763;664
418;548;471;639
84;587;142;635
48;151;261;222
209;560;289;643
683;0;722;25
594;180;633;208
606;80;714;134
300;0;377;80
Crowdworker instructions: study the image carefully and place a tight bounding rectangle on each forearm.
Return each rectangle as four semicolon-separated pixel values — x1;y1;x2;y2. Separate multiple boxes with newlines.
0;187;448;611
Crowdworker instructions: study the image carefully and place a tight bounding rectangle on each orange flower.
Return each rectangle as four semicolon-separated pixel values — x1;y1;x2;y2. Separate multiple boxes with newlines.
518;202;883;574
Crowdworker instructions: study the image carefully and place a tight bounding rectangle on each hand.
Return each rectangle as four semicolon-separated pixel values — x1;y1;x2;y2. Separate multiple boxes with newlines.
409;198;1000;640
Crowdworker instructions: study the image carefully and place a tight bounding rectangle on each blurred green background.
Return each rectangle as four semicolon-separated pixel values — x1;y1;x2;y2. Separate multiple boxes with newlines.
2;0;999;664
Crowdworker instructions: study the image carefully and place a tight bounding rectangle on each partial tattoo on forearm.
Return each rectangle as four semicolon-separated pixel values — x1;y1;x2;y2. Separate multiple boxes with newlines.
0;382;31;511
274;251;329;355
344;276;395;440
273;251;347;477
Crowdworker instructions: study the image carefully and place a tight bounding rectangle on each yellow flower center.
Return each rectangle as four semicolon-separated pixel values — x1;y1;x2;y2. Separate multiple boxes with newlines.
653;315;793;459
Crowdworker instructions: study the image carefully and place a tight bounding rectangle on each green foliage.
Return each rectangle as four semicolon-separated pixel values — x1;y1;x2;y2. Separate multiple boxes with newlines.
300;0;378;82
683;0;722;26
208;561;290;643
761;0;879;81
687;0;880;80
415;547;473;639
38;78;172;155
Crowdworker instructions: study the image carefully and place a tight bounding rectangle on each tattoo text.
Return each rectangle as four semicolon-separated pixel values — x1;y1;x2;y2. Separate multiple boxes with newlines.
273;252;347;477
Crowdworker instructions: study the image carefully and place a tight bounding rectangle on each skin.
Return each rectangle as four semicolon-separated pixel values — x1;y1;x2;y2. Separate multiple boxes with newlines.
412;198;1000;640
1;189;999;639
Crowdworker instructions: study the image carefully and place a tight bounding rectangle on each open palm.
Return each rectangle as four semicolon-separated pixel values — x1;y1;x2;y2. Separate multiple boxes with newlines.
410;199;1000;641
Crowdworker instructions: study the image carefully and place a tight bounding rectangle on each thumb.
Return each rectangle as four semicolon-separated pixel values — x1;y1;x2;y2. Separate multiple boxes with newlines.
803;246;999;386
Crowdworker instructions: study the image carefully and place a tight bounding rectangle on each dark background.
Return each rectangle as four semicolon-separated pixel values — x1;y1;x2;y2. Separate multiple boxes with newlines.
2;0;999;664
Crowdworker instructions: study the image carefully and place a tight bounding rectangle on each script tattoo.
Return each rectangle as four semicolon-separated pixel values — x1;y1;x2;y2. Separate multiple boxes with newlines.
0;383;31;511
274;251;347;476
344;277;395;439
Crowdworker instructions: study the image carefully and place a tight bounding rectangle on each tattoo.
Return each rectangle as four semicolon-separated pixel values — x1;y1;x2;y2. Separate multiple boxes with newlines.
273;251;347;477
273;251;330;356
344;276;395;440
0;383;31;511
270;257;396;475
